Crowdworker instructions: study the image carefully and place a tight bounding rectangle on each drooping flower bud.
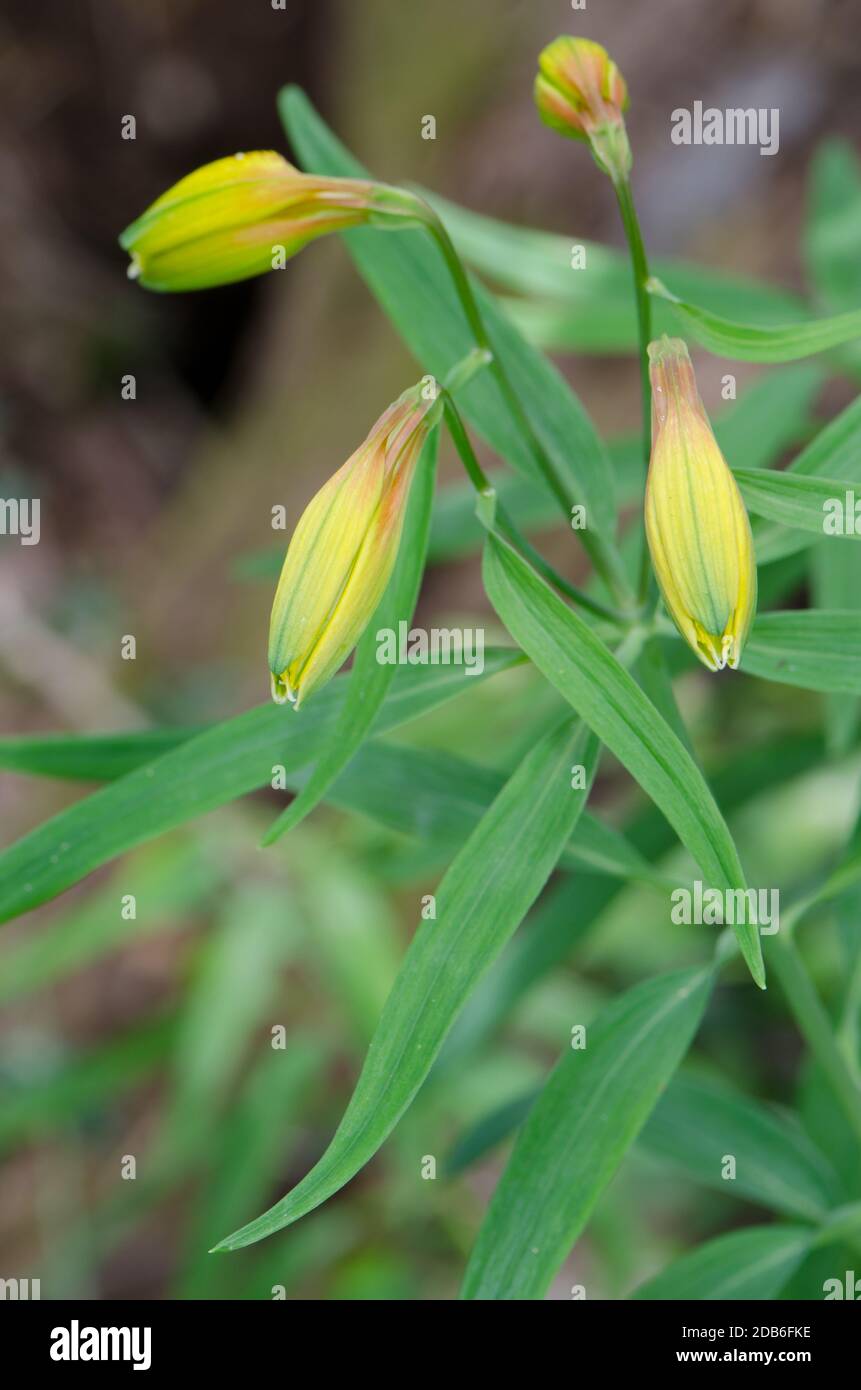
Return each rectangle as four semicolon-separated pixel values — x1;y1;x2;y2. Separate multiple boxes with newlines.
534;37;631;182
268;383;441;708
645;337;757;672
119;151;419;292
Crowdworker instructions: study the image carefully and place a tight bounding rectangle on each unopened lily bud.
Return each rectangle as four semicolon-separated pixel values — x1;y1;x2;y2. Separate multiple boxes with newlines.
645;337;757;673
534;37;631;182
268;384;441;708
119;151;419;292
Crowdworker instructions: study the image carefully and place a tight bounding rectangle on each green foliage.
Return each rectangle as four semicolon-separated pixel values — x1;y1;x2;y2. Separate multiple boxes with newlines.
647;276;861;362
460;968;714;1299
214;718;599;1249
632;1226;813;1300
6;71;861;1306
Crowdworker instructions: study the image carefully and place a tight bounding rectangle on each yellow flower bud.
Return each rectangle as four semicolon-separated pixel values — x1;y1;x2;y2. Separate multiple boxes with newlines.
268;384;441;708
534;37;631;181
645;337;757;672
119;151;416;292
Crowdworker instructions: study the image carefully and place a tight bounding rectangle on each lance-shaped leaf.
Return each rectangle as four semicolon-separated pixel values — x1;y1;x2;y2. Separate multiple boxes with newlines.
641;1072;845;1221
0;651;521;926
482;533;764;987
743;610;861;694
460;966;714;1300
737;469;861;539
631;1225;812;1301
0;726;670;892
213;718;600;1251
423;193;804;354
647;276;861;362
754;394;861;564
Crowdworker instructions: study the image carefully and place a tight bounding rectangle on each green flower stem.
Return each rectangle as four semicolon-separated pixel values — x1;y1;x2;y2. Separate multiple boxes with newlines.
442;393;627;626
768;933;861;1147
443;347;493;395
420;205;633;609
614;179;652;469
613;177;655;606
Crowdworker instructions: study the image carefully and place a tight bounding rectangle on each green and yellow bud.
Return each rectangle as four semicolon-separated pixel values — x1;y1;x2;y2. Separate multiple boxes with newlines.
534;37;631;181
119;151;417;292
268;384;441;708
645;337;757;672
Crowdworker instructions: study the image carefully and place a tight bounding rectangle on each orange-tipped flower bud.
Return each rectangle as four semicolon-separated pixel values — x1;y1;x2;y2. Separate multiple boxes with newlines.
645;337;757;673
534;37;631;181
119;151;419;292
268;383;441;709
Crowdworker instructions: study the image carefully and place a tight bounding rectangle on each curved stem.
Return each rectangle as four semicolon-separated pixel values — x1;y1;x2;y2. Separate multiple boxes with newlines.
614;177;655;606
421;205;633;609
442;394;627;625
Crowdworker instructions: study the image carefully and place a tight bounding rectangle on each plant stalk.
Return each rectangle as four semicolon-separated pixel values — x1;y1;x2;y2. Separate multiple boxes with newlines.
421;205;633;608
613;177;655;606
442;394;627;625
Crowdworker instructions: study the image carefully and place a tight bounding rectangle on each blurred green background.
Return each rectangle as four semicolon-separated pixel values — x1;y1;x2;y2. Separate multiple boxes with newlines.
2;0;861;1299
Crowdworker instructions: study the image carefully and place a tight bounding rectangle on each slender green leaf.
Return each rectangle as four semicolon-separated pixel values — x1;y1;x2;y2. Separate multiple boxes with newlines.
447;1068;845;1225
0;723;668;892
754;394;861;563
641;1072;845;1221
213;718;600;1250
279;85;616;538
743;610;861;694
0;727;202;781
438;873;626;1076
648;275;861;362
442;729;837;1076
460;967;714;1299
482;533;764;986
0;650;521;926
445;1091;535;1176
738;468;859;537
320;743;671;887
262;428;439;843
632;1225;811;1301
426;193;804;354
